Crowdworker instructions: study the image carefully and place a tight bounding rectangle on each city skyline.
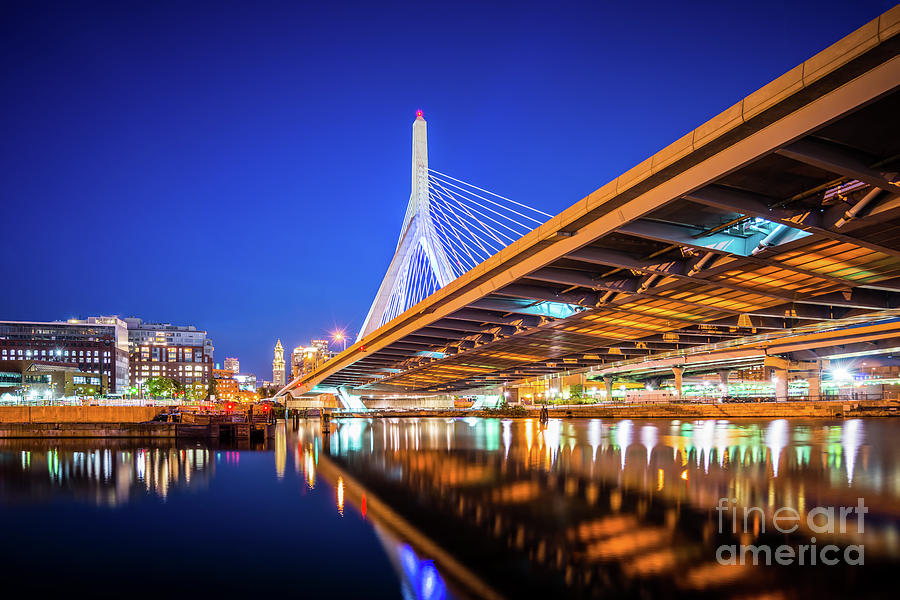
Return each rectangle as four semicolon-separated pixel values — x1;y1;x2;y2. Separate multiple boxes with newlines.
0;0;890;379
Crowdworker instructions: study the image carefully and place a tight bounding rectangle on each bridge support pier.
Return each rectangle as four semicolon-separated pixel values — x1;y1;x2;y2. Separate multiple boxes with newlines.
717;369;730;395
672;367;683;399
808;373;822;401
773;368;789;401
336;386;367;411
603;377;614;400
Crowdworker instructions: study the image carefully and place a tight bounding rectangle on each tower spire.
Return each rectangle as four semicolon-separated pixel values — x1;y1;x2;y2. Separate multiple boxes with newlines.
273;339;285;387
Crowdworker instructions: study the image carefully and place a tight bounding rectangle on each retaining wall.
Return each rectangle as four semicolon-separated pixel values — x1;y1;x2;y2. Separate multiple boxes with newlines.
0;422;176;438
0;406;165;423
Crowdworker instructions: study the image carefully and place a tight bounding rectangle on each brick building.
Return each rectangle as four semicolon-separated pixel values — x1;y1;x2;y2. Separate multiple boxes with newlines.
0;320;128;393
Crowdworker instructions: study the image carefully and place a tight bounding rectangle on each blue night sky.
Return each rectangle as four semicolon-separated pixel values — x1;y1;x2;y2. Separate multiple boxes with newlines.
0;0;892;378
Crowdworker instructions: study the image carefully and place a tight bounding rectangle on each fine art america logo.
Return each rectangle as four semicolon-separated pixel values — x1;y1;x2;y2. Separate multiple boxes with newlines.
715;497;867;566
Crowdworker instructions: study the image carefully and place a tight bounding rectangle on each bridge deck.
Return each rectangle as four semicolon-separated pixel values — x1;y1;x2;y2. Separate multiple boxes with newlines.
286;7;900;397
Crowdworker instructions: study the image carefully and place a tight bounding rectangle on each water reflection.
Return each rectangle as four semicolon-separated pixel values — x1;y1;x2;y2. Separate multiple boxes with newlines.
2;418;898;598
306;417;900;599
0;440;215;505
0;436;275;506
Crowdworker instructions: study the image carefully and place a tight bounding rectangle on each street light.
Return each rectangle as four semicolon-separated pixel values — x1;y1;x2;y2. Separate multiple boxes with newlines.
332;330;348;352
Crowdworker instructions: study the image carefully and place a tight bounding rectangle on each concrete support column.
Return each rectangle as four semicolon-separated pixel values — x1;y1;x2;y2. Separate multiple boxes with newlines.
773;368;789;401
717;369;730;397
808;372;821;401
603;377;614;400
672;367;683;399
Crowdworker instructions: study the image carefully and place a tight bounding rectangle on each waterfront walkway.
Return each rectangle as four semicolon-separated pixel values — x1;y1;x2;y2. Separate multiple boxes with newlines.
333;398;900;420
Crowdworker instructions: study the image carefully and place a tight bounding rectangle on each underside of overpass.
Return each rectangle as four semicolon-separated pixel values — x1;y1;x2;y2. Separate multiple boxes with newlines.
283;9;900;402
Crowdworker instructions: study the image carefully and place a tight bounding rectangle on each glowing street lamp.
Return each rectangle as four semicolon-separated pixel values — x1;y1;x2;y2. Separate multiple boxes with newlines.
332;330;348;352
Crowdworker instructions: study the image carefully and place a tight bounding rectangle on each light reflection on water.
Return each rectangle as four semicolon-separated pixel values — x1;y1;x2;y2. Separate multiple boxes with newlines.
1;417;899;598
303;416;900;599
0;440;214;505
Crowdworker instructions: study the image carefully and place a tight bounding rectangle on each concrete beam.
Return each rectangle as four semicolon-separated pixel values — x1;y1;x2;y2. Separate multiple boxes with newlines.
794;288;900;310
565;247;686;276
776;137;900;194
445;307;543;327
495;283;601;307
414;327;474;340
686;184;900;259
428;318;497;333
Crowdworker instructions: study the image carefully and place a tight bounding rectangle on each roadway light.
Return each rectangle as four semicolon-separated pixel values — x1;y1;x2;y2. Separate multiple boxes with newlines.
832;367;851;382
332;330;347;352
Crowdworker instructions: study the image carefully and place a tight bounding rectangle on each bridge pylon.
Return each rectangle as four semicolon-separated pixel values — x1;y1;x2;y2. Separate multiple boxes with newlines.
358;111;456;340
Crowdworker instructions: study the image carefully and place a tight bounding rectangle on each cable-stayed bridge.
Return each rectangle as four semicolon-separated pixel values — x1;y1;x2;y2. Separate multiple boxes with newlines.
358;110;551;340
278;8;900;409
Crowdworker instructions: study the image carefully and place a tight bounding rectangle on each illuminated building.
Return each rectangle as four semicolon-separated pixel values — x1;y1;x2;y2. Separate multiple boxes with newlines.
273;339;285;387
0;360;108;399
213;368;239;399
224;357;239;374
311;339;333;361
290;346;304;380
291;343;331;380
123;318;214;395
0;319;128;393
235;373;257;391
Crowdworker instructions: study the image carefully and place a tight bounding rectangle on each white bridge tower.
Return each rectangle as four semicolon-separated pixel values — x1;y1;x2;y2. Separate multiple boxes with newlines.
358;111;456;339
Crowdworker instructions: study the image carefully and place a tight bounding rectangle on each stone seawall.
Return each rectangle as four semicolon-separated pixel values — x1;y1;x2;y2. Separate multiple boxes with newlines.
0;422;176;438
0;406;164;423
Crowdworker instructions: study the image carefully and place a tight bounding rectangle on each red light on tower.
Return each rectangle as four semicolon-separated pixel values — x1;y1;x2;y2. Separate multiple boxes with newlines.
416;110;423;118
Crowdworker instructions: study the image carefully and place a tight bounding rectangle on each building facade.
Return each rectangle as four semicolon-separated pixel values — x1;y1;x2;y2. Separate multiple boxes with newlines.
0;360;108;399
224;357;239;374
124;318;214;396
273;340;285;387
213;368;239;399
290;346;305;380
291;343;332;380
0;320;127;393
311;339;332;360
235;373;257;391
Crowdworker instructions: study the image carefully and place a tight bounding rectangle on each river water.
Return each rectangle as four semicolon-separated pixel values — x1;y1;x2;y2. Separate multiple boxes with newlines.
1;417;898;598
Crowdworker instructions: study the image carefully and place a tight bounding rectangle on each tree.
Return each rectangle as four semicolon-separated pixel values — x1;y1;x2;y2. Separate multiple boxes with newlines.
184;384;204;402
206;376;217;400
145;377;177;399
